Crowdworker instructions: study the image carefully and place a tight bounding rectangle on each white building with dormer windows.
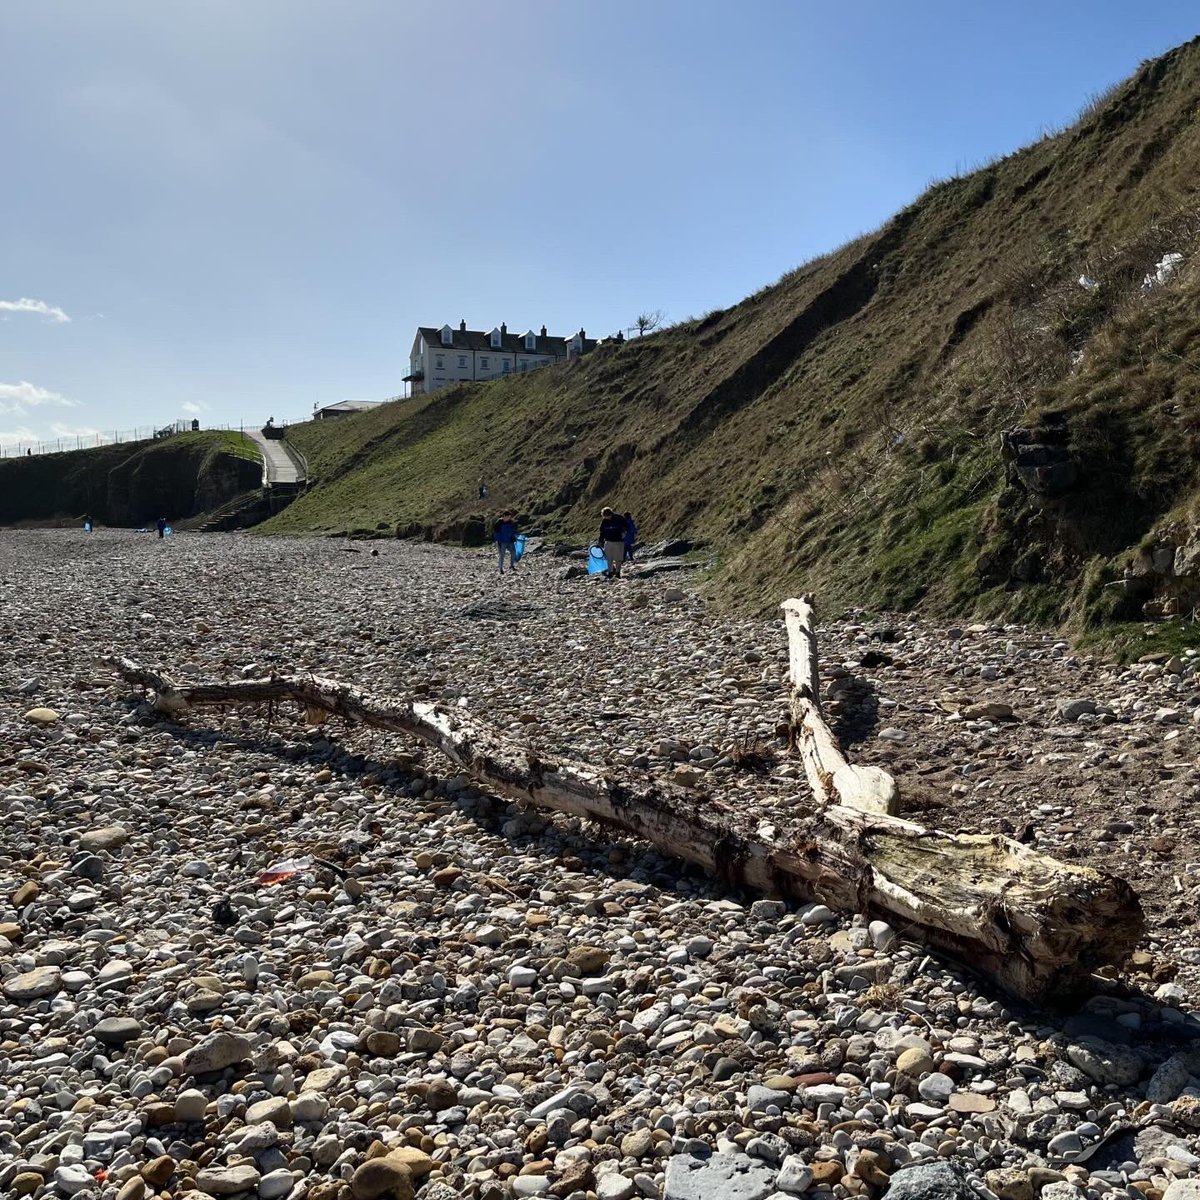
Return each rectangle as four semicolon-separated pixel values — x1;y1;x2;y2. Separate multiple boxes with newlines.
403;320;601;396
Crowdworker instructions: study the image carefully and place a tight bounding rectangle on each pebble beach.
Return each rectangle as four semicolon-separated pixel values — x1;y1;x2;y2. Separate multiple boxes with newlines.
4;529;1200;1200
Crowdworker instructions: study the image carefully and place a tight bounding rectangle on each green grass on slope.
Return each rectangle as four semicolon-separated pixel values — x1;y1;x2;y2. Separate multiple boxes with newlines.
264;38;1200;650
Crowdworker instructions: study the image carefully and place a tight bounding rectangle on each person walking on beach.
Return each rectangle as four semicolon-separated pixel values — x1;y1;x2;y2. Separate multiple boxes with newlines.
622;511;638;563
478;478;489;500
598;507;628;579
156;516;167;540
493;510;519;574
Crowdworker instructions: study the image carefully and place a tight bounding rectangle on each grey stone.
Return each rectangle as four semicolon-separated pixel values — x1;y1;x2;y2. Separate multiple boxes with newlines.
1046;1131;1082;1158
1163;1183;1200;1200
916;1072;954;1102
3;966;61;1002
531;1085;586;1120
181;1029;252;1075
72;854;105;882
1065;1037;1142;1086
1057;699;1096;722
53;1164;94;1195
799;905;835;926
882;1162;976;1200
664;1152;777;1200
775;1157;813;1195
195;1164;261;1195
597;1177;638;1200
1147;1054;1193;1103
258;1169;295;1200
746;1085;790;1112
77;825;130;852
174;1087;209;1122
1041;1185;1083;1200
93;1016;143;1045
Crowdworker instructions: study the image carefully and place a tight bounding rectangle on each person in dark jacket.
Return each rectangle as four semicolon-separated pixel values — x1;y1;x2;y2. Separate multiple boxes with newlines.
156;516;167;539
598;507;628;578
493;511;519;574
622;512;637;562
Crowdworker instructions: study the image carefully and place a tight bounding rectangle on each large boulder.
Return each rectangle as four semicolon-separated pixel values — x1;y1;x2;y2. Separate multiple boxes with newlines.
882;1161;977;1200
664;1152;776;1200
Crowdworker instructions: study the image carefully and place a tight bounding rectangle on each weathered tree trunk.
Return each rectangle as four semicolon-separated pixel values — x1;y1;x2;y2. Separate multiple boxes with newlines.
781;596;899;815
100;655;1144;999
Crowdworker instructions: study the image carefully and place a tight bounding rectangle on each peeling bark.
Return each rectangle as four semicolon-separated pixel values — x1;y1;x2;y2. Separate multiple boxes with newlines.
100;653;1144;999
781;595;899;815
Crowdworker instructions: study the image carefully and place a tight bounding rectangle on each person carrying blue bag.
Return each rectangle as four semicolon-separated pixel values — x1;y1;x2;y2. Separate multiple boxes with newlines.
598;507;628;579
493;510;520;574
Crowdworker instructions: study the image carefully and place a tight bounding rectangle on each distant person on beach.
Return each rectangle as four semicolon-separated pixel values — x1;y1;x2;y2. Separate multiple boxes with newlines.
478;478;489;500
156;517;167;539
599;507;628;579
493;510;519;574
622;511;638;562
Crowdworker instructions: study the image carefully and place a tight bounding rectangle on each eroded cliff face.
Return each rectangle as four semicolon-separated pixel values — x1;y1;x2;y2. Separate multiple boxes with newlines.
0;435;261;527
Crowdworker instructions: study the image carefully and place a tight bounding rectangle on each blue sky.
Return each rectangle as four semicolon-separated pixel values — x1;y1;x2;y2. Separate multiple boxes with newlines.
2;1;1198;452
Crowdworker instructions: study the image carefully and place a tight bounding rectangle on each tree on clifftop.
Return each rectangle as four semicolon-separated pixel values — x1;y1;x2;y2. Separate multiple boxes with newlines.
631;310;665;337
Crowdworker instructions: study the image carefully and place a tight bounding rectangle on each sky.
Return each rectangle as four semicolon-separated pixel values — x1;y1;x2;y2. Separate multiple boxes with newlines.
2;1;1199;453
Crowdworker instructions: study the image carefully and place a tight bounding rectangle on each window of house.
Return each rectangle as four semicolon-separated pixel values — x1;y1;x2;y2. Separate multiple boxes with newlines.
458;356;466;368
502;360;510;372
435;356;444;370
480;357;489;369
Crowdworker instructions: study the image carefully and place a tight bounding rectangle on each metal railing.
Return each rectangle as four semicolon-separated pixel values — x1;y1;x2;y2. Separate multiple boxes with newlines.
0;421;257;460
286;438;310;483
3;394;405;460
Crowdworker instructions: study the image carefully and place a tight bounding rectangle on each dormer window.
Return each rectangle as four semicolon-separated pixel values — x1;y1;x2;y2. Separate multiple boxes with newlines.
489;327;502;350
440;324;453;346
524;330;537;351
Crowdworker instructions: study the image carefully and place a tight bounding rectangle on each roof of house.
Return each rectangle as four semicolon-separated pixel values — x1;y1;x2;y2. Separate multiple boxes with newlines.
316;400;385;415
416;326;598;356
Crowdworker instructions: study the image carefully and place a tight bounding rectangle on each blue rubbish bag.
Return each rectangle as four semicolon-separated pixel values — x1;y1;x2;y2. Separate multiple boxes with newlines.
83;521;92;533
513;533;527;563
587;546;608;575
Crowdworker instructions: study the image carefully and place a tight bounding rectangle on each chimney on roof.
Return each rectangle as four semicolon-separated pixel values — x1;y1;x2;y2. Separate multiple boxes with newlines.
500;322;507;336
540;324;547;337
579;328;586;339
459;319;466;332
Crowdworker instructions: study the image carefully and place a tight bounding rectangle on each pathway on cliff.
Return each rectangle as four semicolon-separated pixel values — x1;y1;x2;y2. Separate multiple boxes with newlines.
245;429;306;486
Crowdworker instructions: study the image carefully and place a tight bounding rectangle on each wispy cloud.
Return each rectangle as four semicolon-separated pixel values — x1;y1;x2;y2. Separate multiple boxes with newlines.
0;381;79;416
0;298;70;323
181;401;206;414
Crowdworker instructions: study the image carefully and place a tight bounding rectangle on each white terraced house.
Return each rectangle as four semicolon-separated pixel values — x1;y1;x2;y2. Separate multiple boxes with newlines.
404;320;601;396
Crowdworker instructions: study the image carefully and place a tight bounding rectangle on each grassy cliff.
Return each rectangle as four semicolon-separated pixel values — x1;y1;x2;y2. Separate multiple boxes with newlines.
263;38;1200;647
0;432;261;527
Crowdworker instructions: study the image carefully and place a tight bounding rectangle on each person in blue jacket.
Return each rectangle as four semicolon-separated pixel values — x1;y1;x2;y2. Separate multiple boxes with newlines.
622;511;638;562
493;510;519;574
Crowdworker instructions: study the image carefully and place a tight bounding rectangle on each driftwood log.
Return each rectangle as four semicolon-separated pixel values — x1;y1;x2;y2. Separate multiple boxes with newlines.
100;649;1144;1000
781;596;899;816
